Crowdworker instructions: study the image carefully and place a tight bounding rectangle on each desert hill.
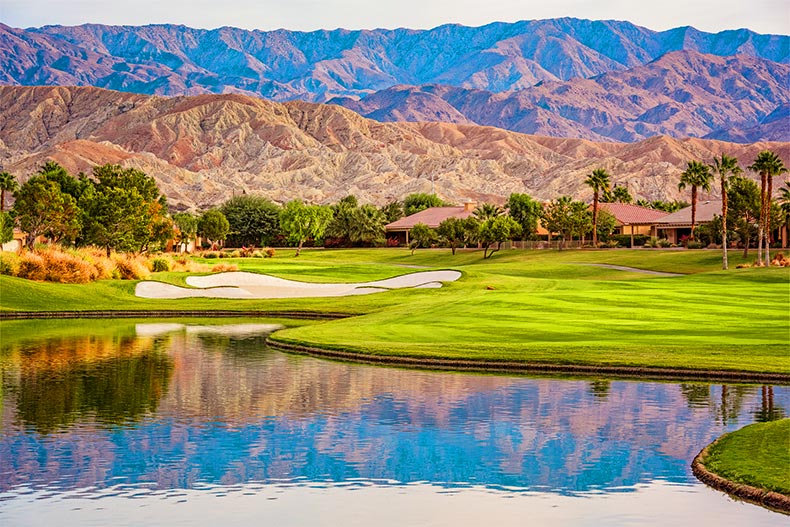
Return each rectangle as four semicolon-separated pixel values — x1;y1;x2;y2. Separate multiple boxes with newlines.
1;86;787;210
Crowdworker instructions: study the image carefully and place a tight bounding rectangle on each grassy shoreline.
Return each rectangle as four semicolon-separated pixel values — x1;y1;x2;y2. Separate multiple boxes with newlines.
692;420;790;513
2;248;788;378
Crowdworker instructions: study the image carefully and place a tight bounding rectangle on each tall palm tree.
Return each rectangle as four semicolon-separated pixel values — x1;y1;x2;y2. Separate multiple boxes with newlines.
584;168;611;246
709;155;741;270
678;161;713;241
0;171;18;213
749;151;788;265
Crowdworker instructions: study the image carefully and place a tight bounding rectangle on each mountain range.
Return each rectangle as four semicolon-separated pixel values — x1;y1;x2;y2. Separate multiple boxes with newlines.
1;20;788;143
2;86;787;211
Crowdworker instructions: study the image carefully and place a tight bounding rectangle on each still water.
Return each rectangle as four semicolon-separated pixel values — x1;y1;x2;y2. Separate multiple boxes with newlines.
0;320;786;526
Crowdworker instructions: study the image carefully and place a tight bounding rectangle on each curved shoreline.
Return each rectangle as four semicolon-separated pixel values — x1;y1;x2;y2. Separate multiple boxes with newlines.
0;310;351;320
692;436;790;514
2;310;788;384
265;339;790;384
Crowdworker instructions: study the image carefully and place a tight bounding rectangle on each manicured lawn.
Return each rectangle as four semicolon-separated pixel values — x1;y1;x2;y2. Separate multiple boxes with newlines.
1;248;788;375
702;419;790;495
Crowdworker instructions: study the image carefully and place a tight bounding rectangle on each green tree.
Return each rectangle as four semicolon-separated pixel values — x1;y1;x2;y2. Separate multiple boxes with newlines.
279;200;333;256
727;176;760;257
780;182;790;244
408;223;436;255
748;151;788;266
403;193;446;216
709;154;742;270
437;217;470;255
198;209;230;250
636;199;687;213
678;160;713;241
348;204;386;246
0;171;18;213
220;195;281;247
478;216;521;259
172;212;198;252
13;176;81;248
506;193;541;240
584;168;611;246
0;211;14;244
380;200;404;223
596;209;618;243
80;165;170;255
37;161;88;201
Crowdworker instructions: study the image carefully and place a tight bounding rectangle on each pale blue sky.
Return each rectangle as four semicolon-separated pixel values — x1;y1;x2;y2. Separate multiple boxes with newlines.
2;0;788;34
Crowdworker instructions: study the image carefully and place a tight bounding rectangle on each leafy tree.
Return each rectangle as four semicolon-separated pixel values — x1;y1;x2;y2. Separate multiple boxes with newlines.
727;176;760;257
172;212;198;252
0;211;14;245
279;200;333;256
220;195;281;247
478;216;521;259
437;216;476;255
584;168;611;246
13;176;81;248
472;202;505;222
80;165;170;255
678;160;713;241
198;209;230;250
709;154;742;270
349;204;387;246
408;223;436;255
506;193;541;240
0;171;18;213
37;161;88;201
780;182;790;243
596;209;618;243
403;193;446;216
380;200;404;223
541;197;592;250
748;151;787;265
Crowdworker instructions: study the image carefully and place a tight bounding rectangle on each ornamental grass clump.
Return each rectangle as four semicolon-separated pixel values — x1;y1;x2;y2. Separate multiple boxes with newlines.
37;246;95;283
211;263;238;273
112;253;150;280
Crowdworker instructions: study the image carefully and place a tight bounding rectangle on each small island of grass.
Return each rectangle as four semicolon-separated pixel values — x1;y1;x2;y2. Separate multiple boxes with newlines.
693;419;790;513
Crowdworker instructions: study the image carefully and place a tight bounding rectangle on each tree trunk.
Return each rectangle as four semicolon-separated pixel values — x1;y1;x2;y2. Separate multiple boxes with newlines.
766;174;773;266
451;244;456;256
721;177;728;270
0;189;4;213
758;173;766;264
295;239;303;257
690;186;698;241
592;192;599;247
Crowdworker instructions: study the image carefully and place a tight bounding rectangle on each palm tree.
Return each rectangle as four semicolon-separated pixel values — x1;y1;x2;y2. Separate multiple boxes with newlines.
709;155;741;270
612;185;632;203
780;182;790;244
0;171;18;213
472;203;505;221
584;168;611;246
678;161;713;241
748;151;788;265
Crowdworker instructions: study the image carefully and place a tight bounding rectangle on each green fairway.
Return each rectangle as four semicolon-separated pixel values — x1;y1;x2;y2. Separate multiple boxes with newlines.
701;419;790;495
1;248;789;375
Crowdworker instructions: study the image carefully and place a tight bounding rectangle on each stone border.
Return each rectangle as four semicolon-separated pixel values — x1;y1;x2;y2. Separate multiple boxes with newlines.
266;339;790;384
692;435;790;514
0;310;351;320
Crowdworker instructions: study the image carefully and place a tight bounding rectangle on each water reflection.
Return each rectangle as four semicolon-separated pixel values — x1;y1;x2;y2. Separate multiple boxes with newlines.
0;321;787;525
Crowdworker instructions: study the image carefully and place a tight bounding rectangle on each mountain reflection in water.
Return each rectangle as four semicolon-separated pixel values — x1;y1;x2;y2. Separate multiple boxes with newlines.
0;320;786;525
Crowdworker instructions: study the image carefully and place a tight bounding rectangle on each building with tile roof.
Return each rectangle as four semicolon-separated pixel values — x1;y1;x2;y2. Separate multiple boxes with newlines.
385;203;477;245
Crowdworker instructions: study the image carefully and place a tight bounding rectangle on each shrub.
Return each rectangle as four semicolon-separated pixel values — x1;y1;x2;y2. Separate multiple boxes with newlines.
150;257;171;272
611;234;650;247
38;247;95;283
252;250;264;258
211;263;238;273
0;252;21;276
686;241;704;249
657;239;672;248
17;251;47;281
229;250;241;258
112;253;150;280
264;247;275;258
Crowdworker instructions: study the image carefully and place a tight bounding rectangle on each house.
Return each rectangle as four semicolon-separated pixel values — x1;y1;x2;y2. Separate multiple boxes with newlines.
599;203;668;244
385;202;477;245
653;200;721;244
1;229;27;253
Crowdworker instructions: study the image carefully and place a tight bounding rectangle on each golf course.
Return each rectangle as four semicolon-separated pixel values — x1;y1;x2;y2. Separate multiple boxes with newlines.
2;247;788;379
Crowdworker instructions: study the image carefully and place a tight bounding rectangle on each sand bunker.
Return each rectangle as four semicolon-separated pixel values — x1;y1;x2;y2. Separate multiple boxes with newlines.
135;270;462;299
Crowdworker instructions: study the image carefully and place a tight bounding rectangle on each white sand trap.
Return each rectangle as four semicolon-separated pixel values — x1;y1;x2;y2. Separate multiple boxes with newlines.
135;270;461;300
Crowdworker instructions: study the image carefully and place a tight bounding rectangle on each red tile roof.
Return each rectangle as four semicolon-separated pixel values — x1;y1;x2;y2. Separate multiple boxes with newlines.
654;200;723;225
599;203;668;225
385;207;473;230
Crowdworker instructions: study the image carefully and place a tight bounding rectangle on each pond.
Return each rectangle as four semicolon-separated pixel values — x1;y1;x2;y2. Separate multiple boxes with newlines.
0;320;787;526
